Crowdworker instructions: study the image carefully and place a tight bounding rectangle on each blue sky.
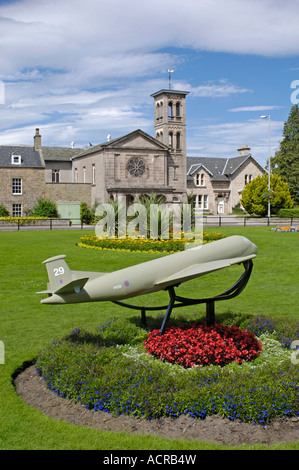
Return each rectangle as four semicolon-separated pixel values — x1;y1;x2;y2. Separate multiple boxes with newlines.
1;0;299;168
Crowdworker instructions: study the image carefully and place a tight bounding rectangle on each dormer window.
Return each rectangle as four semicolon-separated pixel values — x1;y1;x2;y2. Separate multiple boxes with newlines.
11;154;21;165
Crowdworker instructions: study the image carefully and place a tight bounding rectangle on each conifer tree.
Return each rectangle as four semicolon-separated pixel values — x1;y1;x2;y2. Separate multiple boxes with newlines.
273;104;299;204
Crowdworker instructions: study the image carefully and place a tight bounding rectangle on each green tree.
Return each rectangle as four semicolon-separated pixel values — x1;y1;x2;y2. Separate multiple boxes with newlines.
240;174;293;216
273;104;299;204
32;198;58;218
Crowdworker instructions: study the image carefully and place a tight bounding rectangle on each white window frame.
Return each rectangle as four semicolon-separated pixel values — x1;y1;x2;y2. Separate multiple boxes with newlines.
196;173;205;187
92;164;96;185
11;154;21;165
12;178;22;195
204;195;208;210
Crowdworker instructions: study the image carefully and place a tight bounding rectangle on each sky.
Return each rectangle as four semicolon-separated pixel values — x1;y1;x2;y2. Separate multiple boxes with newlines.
1;0;299;169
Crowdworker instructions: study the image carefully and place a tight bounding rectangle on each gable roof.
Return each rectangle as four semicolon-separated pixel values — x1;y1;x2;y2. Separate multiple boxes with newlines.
0;145;44;168
187;154;265;181
71;129;169;160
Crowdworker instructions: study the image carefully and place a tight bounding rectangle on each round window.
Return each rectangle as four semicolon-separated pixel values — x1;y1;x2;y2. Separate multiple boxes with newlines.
126;157;146;177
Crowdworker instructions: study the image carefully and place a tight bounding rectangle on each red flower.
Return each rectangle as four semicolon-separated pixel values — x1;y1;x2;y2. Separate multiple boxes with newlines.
143;323;262;368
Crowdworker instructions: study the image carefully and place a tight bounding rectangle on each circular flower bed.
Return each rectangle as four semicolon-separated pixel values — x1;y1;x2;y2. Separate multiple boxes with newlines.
144;323;262;368
35;315;299;424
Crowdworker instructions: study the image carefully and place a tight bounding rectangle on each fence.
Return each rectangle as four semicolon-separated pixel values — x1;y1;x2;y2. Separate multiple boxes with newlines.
0;216;299;231
202;216;299;227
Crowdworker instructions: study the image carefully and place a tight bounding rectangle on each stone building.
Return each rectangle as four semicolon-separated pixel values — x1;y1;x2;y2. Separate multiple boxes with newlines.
0;129;91;219
0;143;45;216
187;146;265;214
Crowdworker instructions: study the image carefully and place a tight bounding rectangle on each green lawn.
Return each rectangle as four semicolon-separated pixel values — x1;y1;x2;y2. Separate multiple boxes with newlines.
0;227;298;450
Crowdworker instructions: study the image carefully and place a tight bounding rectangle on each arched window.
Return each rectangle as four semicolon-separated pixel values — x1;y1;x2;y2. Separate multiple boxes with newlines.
176;102;180;117
176;132;181;150
168;132;173;149
168;102;173;119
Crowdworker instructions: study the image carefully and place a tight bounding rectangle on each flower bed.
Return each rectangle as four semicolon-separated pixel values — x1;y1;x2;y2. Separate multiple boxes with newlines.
272;226;299;232
144;323;262;367
35;314;299;425
78;231;225;253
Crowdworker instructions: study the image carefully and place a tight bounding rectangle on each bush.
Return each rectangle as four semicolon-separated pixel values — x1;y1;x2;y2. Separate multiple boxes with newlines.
36;313;299;425
278;208;299;218
80;202;93;225
32;198;58;218
0;204;9;216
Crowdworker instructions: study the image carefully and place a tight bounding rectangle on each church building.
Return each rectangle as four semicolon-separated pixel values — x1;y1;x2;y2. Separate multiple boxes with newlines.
71;89;189;205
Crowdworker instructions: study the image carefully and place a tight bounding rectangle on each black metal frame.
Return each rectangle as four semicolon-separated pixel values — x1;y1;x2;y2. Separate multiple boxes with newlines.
113;259;253;334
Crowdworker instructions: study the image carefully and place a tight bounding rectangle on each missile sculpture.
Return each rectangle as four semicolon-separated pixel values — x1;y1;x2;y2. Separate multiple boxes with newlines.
37;235;257;334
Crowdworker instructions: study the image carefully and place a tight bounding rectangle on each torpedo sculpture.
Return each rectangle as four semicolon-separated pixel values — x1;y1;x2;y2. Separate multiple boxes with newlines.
37;235;257;334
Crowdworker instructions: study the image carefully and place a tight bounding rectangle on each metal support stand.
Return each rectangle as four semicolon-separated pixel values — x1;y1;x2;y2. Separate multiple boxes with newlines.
113;260;253;335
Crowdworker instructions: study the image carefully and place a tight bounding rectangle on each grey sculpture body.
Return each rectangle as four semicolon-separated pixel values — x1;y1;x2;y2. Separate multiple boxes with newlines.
38;235;257;305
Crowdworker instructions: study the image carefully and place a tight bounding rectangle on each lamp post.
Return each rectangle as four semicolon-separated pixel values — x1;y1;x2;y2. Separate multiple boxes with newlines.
260;115;271;222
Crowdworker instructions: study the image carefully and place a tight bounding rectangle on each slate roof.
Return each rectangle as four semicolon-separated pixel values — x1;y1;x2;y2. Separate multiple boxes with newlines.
186;155;265;181
0;145;44;168
41;146;82;161
71;129;169;159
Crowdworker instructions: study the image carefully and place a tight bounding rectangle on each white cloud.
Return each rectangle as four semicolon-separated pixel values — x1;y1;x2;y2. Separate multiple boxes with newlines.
188;118;284;166
0;0;295;150
191;80;252;98
229;106;283;112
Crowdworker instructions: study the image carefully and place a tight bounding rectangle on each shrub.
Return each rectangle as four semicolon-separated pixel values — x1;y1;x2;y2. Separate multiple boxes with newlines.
278;208;299;218
0;204;9;216
80;202;93;225
32;198;58;218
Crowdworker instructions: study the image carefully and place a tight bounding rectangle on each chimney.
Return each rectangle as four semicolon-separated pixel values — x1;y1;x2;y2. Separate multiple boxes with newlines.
34;128;41;150
237;145;250;156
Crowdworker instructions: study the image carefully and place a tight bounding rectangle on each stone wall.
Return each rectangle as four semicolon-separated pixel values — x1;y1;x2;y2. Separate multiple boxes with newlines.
45;182;92;206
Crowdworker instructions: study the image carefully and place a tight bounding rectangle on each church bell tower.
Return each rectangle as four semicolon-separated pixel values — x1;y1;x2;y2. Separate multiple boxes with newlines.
151;88;189;200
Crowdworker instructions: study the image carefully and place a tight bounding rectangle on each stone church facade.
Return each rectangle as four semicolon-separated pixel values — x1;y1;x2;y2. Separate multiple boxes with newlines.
71;89;189;206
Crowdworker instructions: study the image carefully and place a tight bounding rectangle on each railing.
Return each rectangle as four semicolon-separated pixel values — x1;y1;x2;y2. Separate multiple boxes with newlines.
0;216;298;231
202;216;299;227
0;218;75;231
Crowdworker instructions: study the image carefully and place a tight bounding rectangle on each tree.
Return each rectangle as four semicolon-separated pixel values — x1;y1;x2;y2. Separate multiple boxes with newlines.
240;174;293;216
273;104;299;205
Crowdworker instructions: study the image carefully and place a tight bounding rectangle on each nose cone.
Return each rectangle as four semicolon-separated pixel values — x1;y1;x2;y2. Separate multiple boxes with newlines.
243;236;258;257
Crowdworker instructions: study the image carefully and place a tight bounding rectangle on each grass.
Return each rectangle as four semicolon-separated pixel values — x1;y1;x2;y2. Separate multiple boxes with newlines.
0;226;299;450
